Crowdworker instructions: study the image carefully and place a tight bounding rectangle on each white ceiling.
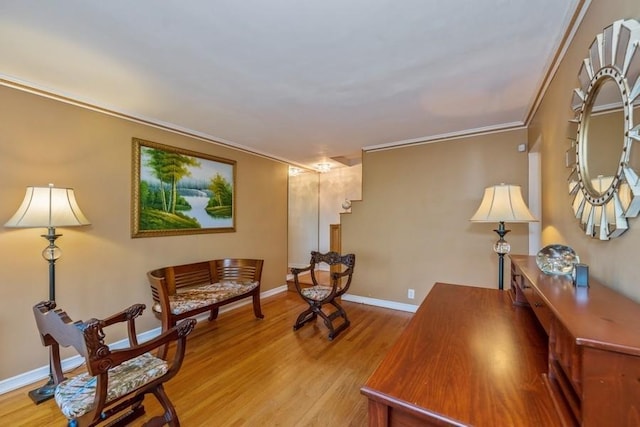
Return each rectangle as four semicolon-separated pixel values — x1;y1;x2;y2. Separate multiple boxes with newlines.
0;0;582;170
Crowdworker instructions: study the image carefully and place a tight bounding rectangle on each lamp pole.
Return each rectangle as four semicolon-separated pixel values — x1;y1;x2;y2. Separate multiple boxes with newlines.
493;221;511;290
42;227;62;301
28;227;63;404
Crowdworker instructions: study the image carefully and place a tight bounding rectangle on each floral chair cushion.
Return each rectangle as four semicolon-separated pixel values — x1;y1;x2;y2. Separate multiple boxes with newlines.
55;352;168;420
301;285;341;301
152;281;259;315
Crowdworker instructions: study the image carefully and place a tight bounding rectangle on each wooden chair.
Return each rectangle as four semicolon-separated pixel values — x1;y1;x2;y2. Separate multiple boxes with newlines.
291;251;356;340
32;301;196;427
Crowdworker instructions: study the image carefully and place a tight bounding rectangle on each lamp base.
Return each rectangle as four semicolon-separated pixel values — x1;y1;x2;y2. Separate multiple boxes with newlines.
28;378;56;404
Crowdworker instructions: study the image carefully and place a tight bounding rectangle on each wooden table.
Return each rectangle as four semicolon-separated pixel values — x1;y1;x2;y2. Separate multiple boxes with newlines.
360;282;559;426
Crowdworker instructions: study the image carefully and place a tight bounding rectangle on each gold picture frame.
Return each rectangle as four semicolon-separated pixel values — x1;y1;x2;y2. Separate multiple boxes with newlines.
131;138;236;237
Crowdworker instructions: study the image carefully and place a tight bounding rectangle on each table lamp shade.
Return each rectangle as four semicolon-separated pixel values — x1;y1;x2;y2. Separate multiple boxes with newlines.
470;184;536;223
5;185;91;228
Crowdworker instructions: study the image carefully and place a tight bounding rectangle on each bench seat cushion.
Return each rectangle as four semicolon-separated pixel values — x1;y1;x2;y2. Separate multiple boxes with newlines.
55;352;168;420
153;281;259;315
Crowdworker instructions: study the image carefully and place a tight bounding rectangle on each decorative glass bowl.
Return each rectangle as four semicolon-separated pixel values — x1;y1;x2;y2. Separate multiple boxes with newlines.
536;244;579;275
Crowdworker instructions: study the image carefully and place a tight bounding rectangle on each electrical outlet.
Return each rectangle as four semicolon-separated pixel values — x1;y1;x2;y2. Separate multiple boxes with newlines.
408;289;415;299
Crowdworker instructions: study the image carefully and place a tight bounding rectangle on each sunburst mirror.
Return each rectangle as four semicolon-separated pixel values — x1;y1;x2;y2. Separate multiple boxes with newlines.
567;18;640;240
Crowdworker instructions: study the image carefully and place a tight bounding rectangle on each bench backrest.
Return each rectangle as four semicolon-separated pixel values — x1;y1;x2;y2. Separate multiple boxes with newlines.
212;258;264;284
148;258;264;297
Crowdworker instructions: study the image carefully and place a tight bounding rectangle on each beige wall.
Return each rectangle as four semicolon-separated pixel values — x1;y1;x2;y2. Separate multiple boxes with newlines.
288;171;319;267
529;0;640;302
0;85;288;379
342;129;531;303
288;164;363;268
319;164;362;253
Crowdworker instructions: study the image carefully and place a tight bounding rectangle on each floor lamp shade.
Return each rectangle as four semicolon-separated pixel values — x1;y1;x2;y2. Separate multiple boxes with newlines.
5;185;91;228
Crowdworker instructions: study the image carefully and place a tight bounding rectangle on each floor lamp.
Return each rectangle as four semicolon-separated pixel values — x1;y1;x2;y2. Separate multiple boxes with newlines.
470;183;536;290
4;183;90;404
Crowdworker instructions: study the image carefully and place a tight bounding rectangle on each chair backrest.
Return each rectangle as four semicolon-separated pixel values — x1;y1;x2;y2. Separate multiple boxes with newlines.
33;301;89;358
308;251;356;294
33;301;132;380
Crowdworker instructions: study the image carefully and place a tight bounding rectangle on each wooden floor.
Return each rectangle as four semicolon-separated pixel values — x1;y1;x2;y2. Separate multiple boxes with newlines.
0;291;412;426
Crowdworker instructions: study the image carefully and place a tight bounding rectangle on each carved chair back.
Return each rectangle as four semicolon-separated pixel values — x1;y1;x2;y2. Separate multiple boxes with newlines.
307;251;356;296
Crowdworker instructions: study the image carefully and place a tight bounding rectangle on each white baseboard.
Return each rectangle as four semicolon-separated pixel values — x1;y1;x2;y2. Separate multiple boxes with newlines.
341;293;419;313
0;285;289;395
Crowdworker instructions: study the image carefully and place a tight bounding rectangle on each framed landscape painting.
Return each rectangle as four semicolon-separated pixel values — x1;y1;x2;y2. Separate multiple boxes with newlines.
131;138;236;237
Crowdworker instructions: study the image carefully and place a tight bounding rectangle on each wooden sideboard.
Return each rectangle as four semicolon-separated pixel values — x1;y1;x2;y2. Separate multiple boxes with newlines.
361;263;640;426
509;254;640;426
361;282;560;426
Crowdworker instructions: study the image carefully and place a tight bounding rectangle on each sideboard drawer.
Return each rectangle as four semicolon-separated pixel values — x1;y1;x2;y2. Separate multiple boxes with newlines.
527;288;552;335
510;260;552;334
510;262;530;306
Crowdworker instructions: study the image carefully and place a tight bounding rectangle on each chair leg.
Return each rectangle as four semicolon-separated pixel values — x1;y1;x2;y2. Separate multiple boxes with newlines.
316;310;337;340
91;393;145;426
293;307;317;331
294;300;351;340
148;384;180;427
330;300;349;323
326;301;351;340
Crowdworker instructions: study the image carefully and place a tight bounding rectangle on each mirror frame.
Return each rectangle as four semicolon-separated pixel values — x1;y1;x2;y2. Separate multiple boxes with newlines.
568;18;640;240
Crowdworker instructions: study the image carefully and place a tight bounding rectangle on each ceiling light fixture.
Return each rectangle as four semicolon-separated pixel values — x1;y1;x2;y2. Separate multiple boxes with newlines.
289;166;302;176
316;163;331;173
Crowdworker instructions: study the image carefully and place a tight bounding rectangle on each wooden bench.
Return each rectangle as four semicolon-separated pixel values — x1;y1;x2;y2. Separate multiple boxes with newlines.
147;258;264;333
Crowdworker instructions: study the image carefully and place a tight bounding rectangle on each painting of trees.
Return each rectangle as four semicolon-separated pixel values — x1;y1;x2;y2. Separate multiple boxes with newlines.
207;173;233;217
132;139;236;237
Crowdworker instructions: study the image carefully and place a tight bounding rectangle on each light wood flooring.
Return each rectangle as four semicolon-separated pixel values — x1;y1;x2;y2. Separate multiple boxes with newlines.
0;291;413;426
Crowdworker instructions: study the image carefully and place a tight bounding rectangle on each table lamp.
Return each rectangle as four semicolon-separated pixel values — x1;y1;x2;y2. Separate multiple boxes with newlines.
470;183;536;290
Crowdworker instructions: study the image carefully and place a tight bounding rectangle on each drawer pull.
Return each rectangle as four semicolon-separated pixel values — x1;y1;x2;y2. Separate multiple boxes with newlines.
534;302;544;308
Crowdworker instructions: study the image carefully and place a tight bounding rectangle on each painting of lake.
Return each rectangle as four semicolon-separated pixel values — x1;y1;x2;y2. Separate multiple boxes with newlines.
132;138;236;237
